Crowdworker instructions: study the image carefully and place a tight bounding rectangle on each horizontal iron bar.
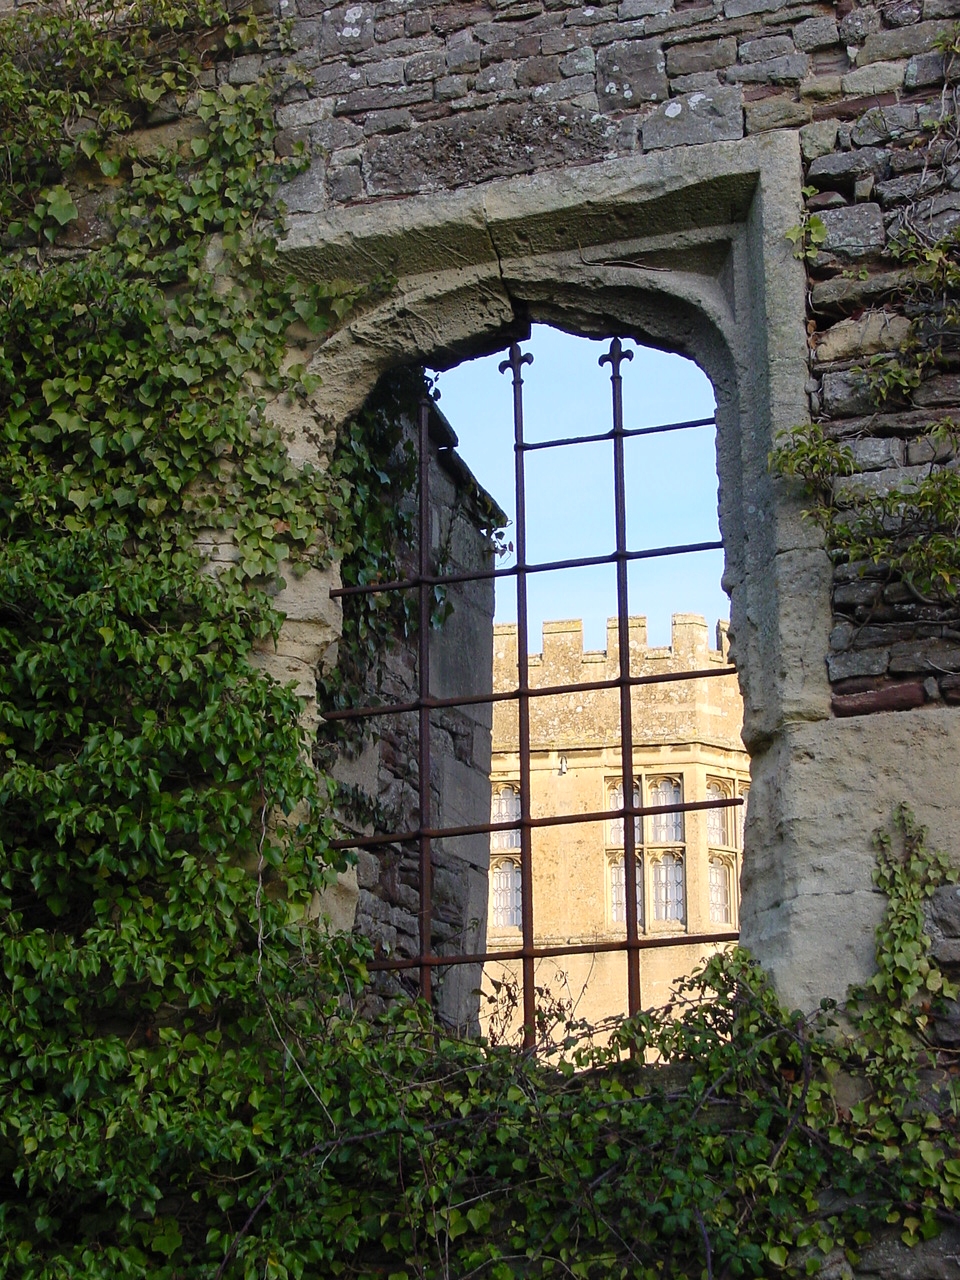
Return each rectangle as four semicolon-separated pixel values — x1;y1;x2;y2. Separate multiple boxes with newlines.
330;795;744;852
367;928;740;971
519;416;716;453
323;663;738;723
330;539;723;599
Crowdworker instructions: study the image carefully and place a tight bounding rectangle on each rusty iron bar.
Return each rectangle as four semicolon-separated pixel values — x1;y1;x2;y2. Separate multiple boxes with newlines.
501;342;537;1050
329;537;723;600
417;396;433;1007
518;414;715;453
329;795;744;852
366;929;740;972
602;336;642;1020
323;663;738;723
327;347;734;1044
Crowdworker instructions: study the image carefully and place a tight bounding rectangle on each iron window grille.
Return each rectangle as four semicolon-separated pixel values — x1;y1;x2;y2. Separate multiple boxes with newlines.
327;338;743;1049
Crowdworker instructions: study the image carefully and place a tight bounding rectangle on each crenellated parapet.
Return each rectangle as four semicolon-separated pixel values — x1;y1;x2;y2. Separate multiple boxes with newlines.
492;615;743;754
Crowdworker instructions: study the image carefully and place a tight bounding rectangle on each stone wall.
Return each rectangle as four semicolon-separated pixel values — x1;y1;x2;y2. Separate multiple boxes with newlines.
261;0;960;1020
11;0;960;1026
331;400;500;1033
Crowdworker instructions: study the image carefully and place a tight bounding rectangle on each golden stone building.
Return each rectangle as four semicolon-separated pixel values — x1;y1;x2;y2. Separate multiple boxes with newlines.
483;614;749;1039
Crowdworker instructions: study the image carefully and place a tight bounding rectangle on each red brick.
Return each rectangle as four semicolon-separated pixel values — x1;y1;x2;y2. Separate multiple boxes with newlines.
832;679;926;717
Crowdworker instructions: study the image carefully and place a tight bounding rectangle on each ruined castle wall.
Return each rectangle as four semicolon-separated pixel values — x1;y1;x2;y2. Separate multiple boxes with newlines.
13;0;960;1019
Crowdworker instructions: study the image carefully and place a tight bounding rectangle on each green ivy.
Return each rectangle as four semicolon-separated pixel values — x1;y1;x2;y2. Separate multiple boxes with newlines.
4;4;960;1278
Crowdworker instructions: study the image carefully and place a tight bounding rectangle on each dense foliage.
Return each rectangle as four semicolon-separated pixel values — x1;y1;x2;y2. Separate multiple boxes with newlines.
3;4;960;1278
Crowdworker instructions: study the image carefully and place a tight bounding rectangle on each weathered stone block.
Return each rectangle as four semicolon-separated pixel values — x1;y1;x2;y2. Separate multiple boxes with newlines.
929;883;960;935
517;54;562;85
818;203;886;256
366;57;407;86
447;34;482;72
889;640;960;674
794;16;840;51
320;5;376;55
744;95;811;131
800;119;838;160
641;85;743;148
670;70;724;93
335;82;434;113
405;50;446;81
851;104;919;147
532;73;598;102
815;311;911;363
849;436;906;471
914;372;960;406
820;367;875;416
328;162;362;202
560;46;596;75
839;7;882;44
841;60;907;95
565;4;618;25
276;97;331;129
924;0;960;14
435;74;472;101
476;61;518;91
808;146;890;188
362;108;413;134
826;648;890;681
598;39;669;107
727;53;810;83
724;0;784;17
857;18;954;64
666;36;737;76
800;73;842;100
365;101;616;193
739;34;795;63
904;48;947;86
833;579;884;608
905;192;960;243
619;0;671;14
886;0;923;24
810;268;911;313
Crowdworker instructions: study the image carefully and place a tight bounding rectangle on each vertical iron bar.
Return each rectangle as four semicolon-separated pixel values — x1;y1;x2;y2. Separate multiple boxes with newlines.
500;344;536;1050
600;338;641;1021
417;395;433;1007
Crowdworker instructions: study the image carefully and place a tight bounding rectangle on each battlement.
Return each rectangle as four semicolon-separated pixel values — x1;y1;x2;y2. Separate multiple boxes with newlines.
493;615;731;687
492;615;741;754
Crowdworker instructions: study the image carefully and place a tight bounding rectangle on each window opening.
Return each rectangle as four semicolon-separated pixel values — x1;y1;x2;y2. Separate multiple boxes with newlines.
608;779;640;848
491;859;523;929
609;853;643;926
652;852;685;923
491;785;522;851
649;777;684;845
326;330;744;1049
709;856;733;925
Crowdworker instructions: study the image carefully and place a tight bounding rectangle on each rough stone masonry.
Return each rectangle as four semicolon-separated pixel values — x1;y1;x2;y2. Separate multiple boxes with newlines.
8;0;960;1062
255;0;960;1028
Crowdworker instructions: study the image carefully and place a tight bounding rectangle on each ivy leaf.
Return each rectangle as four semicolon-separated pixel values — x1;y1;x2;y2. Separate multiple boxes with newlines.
45;185;79;226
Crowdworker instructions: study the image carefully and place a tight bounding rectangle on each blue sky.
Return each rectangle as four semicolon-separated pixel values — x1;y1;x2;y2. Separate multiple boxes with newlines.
433;325;727;652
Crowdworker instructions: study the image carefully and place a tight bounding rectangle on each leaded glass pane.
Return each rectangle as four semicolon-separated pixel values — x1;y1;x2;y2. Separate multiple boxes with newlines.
649;778;683;844
653;853;684;922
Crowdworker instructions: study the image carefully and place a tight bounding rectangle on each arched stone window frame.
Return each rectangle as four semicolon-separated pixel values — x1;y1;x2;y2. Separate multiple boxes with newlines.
706;776;735;850
651;849;685;925
647;775;684;846
607;850;643;929
491;782;521;852
281;134;886;1008
708;853;735;926
490;857;522;930
607;777;640;849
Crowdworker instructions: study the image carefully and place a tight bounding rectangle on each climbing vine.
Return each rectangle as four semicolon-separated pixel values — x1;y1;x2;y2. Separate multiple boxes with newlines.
4;4;960;1278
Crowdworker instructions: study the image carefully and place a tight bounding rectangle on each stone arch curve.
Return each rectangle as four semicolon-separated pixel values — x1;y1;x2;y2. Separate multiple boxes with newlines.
279;131;879;1011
